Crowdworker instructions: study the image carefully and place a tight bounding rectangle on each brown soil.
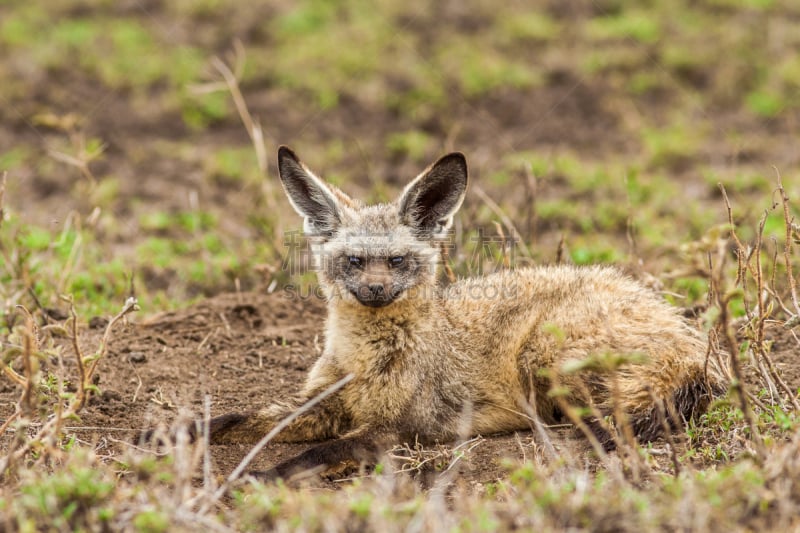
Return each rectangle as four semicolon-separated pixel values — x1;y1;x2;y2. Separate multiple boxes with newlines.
3;289;797;487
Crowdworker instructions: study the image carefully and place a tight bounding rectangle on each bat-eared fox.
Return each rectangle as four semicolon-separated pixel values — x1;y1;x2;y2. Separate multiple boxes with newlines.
159;146;726;480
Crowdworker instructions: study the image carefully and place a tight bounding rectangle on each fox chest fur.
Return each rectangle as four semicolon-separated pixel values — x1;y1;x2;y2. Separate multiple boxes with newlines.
315;303;474;441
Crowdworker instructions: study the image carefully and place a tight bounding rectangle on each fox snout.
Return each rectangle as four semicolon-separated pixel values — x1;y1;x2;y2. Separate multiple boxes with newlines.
349;264;401;308
352;283;397;307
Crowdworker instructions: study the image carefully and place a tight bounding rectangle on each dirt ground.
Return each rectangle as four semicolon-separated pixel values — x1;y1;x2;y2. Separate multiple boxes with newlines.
3;287;796;487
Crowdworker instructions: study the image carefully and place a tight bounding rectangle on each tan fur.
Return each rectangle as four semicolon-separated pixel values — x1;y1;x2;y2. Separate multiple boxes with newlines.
207;147;726;478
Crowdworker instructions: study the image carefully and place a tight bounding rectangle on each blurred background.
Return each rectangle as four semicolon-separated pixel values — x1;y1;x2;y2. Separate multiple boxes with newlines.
1;0;799;317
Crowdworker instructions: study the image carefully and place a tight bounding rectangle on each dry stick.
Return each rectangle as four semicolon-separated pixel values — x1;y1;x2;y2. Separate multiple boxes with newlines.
753;229;800;409
775;173;800;317
200;43;280;252
756;212;788;410
427;403;480;493
712;265;766;461
609;372;645;483
623;174;638;261
547;372;611;465
746;387;772;413
48;331;70;454
199;373;354;513
174;508;236;533
764;226;800;323
520;369;561;464
0;358;26;386
750;194;798;410
769;236;779;307
18;307;38;418
707;328;733;383
493;221;511;269
720;184;760;283
705;212;761;438
719;305;765;460
555;234;566;264
649;390;681;478
210;48;267;175
84;297;138;388
439;241;457;283
56;213;84;295
760;349;799;411
473;185;532;259
48;149;99;186
750;212;783;403
0;171;17;278
430;438;483;498
702;264;732;387
0;412;20;436
523;164;537;245
202;395;214;495
0;171;6;227
66;299;89;411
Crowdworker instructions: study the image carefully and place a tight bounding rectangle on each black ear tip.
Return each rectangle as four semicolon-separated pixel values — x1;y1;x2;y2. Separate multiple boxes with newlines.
435;152;468;185
278;145;299;163
439;152;467;172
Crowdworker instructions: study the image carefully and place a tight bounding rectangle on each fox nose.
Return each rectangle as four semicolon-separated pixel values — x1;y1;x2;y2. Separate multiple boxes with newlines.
351;282;398;307
367;283;387;299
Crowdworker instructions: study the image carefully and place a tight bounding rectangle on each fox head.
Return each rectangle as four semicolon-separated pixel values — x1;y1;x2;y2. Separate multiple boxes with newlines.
277;146;468;309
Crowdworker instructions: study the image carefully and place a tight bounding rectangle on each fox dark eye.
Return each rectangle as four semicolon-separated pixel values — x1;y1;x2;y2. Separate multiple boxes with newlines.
389;256;405;267
348;256;364;267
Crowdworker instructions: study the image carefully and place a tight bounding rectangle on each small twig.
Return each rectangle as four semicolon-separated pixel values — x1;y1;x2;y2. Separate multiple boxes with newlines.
523;164;537;245
649;390;681;478
18;306;38;418
493;221;511;269
609;372;645;483
624;173;638;260
473;185;532;258
65;297;88;410
202;396;214;494
47;137;105;186
0;411;20;436
209;46;267;175
518;391;560;463
127;358;143;404
84;297;139;385
713;253;766;461
56;212;84;295
201;373;354;512
548;374;610;465
775;172;800;316
439;241;457;283
0;359;26;386
218;313;232;337
555;234;566;264
0;171;7;226
197;328;216;351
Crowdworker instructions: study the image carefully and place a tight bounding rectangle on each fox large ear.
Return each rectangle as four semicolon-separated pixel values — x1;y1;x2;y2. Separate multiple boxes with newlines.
398;152;468;238
277;146;343;237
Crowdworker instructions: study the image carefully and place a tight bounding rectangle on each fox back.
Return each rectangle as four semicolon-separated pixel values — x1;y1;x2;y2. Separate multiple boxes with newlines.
203;147;726;478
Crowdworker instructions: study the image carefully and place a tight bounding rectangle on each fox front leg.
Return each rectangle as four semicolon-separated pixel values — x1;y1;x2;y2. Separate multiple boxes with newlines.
208;393;352;445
